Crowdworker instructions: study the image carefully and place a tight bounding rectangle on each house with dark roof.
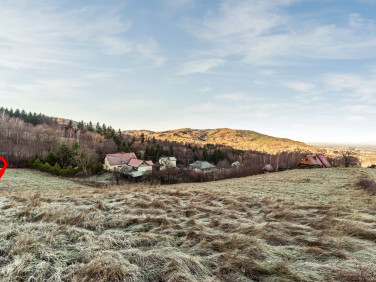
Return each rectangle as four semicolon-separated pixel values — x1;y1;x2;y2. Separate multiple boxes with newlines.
189;161;216;173
119;165;143;181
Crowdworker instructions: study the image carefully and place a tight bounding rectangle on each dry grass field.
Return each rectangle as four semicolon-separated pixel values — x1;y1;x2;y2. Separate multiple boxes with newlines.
1;168;376;281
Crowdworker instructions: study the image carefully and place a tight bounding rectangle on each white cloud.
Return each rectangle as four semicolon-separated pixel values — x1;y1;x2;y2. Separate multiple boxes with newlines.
0;2;164;70
282;81;317;92
216;92;260;102
347;115;366;121
188;0;376;65
259;70;276;76
100;36;132;55
136;38;167;67
198;87;211;92
323;73;376;102
178;58;225;75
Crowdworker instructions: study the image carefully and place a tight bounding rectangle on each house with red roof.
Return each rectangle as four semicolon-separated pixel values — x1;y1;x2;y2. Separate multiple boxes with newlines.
128;158;153;173
298;153;332;168
103;152;153;174
104;153;137;171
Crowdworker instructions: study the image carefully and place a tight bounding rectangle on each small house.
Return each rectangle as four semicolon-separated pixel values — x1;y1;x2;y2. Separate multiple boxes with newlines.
159;157;177;170
128;159;153;174
189;161;216;173
119;165;143;182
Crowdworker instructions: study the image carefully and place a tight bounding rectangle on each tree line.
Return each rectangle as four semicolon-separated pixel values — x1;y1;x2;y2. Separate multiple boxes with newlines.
1;107;315;178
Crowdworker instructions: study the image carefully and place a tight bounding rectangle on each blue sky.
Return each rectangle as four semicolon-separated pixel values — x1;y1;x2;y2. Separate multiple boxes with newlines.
1;0;376;145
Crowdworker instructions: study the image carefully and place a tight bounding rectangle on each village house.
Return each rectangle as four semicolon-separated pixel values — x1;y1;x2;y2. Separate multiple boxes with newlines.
189;161;216;173
119;165;143;181
159;157;177;170
119;159;153;181
298;153;332;168
103;153;137;171
127;158;153;174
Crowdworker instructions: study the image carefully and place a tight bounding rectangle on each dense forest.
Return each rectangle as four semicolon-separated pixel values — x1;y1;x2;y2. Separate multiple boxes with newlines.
0;107;312;178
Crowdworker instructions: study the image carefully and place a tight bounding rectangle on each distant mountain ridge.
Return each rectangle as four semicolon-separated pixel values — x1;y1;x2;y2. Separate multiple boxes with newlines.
124;128;316;153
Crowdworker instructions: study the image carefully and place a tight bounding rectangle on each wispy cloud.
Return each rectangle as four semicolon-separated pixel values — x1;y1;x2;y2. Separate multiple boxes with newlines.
0;2;164;70
216;92;261;102
136;38;167;67
187;0;376;65
323;73;376;102
178;58;225;75
100;36;132;55
282;81;317;92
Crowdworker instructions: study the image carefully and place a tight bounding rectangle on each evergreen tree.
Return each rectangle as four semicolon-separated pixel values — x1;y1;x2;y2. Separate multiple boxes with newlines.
203;148;209;161
87;121;94;132
14;109;21;118
144;145;150;160
141;133;145;143
77;120;84;130
57;141;74;167
45;152;58;166
123;142;131;153
65;120;73;130
102;124;107;136
96;122;102;134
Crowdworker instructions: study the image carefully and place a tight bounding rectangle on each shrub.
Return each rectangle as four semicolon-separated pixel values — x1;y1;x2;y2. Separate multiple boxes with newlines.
42;162;52;173
89;163;103;175
30;158;80;177
31;158;44;170
45;152;58;166
52;163;62;175
28;153;43;166
60;165;78;177
357;178;376;195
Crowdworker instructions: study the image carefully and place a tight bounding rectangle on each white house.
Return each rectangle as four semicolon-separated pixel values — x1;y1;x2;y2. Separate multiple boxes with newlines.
159;157;177;170
128;158;153;173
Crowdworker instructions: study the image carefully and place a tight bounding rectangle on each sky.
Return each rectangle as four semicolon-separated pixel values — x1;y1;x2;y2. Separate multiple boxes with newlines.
1;0;376;145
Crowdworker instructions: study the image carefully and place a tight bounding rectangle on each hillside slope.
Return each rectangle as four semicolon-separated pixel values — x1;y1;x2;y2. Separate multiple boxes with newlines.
125;128;316;153
1;168;375;281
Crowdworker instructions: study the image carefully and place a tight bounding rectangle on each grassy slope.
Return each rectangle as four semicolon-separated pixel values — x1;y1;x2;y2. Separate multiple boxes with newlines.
1;168;376;281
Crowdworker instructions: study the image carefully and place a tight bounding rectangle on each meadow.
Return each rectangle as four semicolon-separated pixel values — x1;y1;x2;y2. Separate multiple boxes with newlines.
1;168;376;281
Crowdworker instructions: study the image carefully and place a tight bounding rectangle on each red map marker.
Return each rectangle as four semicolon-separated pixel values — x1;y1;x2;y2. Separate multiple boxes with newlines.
0;157;7;179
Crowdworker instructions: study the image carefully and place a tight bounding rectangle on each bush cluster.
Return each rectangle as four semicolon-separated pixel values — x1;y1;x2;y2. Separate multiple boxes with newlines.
30;158;79;177
29;158;103;177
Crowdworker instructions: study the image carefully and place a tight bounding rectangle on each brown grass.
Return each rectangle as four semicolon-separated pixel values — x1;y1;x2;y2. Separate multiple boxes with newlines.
1;168;376;281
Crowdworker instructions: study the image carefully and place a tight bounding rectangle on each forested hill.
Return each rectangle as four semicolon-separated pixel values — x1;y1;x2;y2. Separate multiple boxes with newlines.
1;106;314;171
124;128;316;154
